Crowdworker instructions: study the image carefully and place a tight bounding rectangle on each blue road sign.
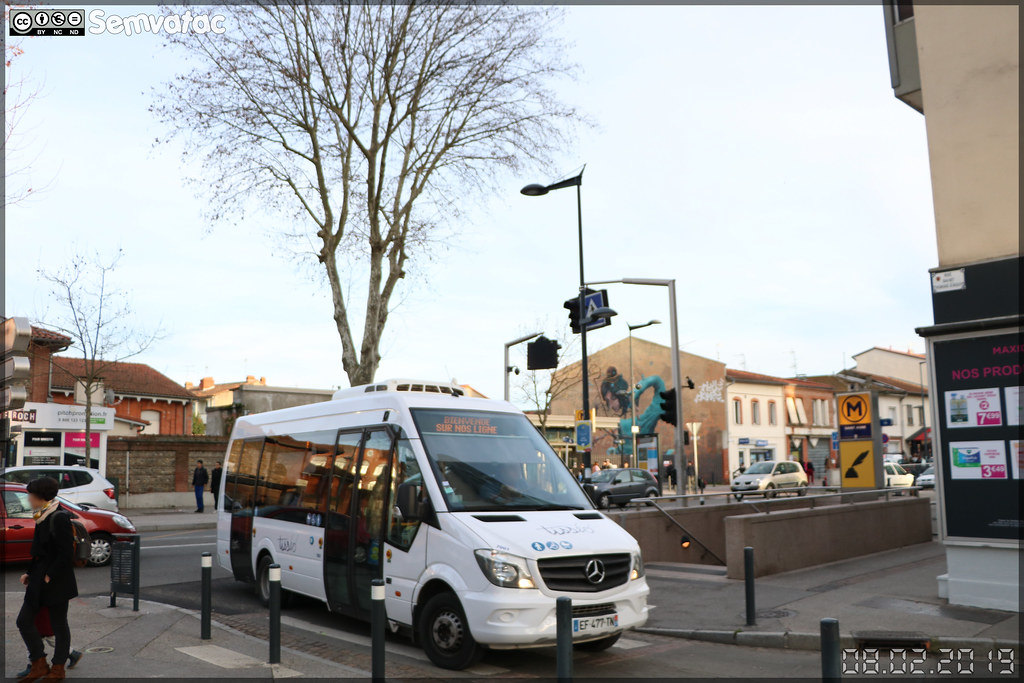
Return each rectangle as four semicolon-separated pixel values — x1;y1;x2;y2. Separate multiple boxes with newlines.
575;421;592;448
583;290;612;331
831;431;839;450
879;418;894;426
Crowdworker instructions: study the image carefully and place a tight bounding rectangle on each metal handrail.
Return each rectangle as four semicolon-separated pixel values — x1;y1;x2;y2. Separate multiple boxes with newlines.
628;485;923;513
642;498;725;565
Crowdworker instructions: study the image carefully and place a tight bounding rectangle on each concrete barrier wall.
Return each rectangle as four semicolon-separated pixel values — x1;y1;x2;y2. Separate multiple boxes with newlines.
723;496;932;579
605;498;818;565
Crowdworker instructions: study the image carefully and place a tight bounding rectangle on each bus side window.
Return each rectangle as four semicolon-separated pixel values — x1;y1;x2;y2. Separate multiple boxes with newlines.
387;441;422;551
221;439;244;510
228;439;263;513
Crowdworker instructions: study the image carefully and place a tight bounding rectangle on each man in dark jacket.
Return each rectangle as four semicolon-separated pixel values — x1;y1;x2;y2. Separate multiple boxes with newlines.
17;476;78;683
192;459;209;513
210;461;223;510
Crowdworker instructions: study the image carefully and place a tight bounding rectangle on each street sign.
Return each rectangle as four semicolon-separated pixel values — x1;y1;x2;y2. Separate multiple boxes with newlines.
838;392;873;440
575;420;592;449
755;439;768;447
575;409;585;422
879;418;894;426
738;437;750;445
882;434;890;444
831;431;839;451
583;289;612;332
838;393;871;425
839;441;876;488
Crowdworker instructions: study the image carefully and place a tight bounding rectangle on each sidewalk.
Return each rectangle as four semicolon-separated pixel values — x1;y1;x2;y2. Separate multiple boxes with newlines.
3;592;364;679
639;540;1021;652
123;508;218;533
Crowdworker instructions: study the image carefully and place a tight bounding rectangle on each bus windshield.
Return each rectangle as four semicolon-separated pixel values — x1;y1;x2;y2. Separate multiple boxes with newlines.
411;408;592;512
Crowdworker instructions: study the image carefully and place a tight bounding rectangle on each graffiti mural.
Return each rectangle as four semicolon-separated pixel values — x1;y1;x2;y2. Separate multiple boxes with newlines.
617;375;667;456
694;379;725;403
600;366;631;417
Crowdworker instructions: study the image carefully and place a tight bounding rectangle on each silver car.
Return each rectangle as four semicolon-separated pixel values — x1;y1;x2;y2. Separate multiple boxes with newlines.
731;460;808;500
1;465;119;511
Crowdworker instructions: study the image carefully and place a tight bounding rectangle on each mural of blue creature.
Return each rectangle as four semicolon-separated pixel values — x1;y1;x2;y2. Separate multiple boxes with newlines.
617;375;667;457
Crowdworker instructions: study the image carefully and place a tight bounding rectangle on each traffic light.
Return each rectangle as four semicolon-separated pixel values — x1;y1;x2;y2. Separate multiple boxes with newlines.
2;317;32;442
526;336;561;370
659;388;677;426
684;430;691;445
563;296;583;334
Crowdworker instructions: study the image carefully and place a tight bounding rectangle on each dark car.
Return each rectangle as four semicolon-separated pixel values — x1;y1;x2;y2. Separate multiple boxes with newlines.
1;482;137;566
583;468;661;509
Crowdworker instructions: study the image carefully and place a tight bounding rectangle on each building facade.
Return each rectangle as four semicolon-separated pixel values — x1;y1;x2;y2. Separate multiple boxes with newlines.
723;370;788;477
883;1;1020;610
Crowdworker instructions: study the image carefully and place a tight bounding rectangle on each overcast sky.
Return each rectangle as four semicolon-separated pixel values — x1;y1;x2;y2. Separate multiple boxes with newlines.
4;4;937;404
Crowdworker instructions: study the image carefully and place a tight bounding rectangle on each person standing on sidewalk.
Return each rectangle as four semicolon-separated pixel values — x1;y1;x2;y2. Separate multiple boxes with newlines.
191;460;209;513
685;461;696;494
210;461;223;511
16;477;78;683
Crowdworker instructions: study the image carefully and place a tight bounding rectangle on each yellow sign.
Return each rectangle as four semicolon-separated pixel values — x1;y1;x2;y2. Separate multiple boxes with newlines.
575;409;585;422
839;441;875;488
838;393;871;426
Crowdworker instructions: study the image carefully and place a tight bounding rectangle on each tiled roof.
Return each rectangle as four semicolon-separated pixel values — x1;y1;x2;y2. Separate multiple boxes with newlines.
849;370;927;395
725;368;789;385
49;356;194;400
30;326;72;347
190;382;245;398
785;376;837;391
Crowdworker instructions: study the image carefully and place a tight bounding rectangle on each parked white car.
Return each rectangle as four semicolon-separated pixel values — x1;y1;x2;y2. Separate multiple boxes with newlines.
915;466;935;488
731;460;808;500
884;462;916;489
0;465;119;511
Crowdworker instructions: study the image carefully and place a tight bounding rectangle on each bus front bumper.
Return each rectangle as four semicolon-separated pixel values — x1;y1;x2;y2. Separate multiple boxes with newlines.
460;578;650;648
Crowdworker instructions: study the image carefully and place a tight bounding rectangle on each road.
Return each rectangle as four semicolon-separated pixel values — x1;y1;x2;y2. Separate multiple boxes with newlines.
3;528;824;678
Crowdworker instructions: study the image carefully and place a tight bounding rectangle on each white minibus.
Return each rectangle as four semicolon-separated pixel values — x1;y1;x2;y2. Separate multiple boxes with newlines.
216;379;650;669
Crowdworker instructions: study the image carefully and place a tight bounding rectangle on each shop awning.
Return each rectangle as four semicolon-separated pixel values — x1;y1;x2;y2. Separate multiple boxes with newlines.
907;427;931;441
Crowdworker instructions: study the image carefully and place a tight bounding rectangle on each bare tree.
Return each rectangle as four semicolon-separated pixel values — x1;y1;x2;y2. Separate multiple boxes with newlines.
39;250;163;462
515;327;580;440
152;1;580;386
3;5;49;207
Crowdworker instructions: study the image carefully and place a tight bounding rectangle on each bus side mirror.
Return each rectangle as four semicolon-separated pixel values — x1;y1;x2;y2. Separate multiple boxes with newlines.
397;482;425;522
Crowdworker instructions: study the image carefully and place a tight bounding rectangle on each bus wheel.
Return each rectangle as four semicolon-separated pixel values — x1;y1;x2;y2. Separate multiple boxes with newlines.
574;633;621;651
256;555;294;608
418;592;483;670
256;554;274;606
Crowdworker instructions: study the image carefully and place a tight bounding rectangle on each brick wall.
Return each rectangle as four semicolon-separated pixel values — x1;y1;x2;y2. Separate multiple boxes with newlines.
106;435;228;494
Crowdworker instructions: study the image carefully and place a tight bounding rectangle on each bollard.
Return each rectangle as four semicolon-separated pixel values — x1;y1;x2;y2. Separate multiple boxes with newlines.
821;618;840;681
269;563;281;664
556;596;573;681
201;552;212;640
744;546;756;627
371;578;385;682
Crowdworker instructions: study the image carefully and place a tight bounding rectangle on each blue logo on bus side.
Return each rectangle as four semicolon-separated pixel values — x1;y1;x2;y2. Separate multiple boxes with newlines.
531;541;545;551
560;541;573;549
546;541;559;550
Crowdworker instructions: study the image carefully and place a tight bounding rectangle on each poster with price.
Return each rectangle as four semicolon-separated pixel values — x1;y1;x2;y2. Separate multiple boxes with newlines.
948;441;1008;480
944;388;1003;428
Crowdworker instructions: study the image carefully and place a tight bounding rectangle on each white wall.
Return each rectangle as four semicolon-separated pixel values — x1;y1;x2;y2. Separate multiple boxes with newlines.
725;381;788;475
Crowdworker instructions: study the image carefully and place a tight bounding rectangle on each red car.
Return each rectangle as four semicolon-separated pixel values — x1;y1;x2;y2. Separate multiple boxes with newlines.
2;482;138;566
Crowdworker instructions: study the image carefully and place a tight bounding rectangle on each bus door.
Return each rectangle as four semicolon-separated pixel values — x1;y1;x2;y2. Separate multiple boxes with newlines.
228;438;265;581
324;427;396;615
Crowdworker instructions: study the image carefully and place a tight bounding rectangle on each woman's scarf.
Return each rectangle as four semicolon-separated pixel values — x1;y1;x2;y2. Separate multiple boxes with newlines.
33;499;59;523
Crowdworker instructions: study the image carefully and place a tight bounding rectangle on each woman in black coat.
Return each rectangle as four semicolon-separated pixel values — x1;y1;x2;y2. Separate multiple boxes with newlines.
17;476;78;683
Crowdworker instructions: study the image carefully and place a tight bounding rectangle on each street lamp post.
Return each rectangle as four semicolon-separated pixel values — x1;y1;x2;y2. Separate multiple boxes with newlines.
522;168;613;482
628;320;661;466
503;331;544;402
587;278;686;498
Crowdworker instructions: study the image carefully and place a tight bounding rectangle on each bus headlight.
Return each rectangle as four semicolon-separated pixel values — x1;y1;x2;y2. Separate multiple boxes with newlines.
474;549;536;589
630;552;645;580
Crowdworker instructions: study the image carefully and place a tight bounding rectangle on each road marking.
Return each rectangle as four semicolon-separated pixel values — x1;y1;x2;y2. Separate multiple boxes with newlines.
175;644;301;677
613;637;649;650
141;542;216;550
144;530;216;541
279;614;509;675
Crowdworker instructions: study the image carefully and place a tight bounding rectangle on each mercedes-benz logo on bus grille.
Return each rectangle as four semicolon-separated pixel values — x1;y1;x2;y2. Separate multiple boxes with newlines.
584;559;606;584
